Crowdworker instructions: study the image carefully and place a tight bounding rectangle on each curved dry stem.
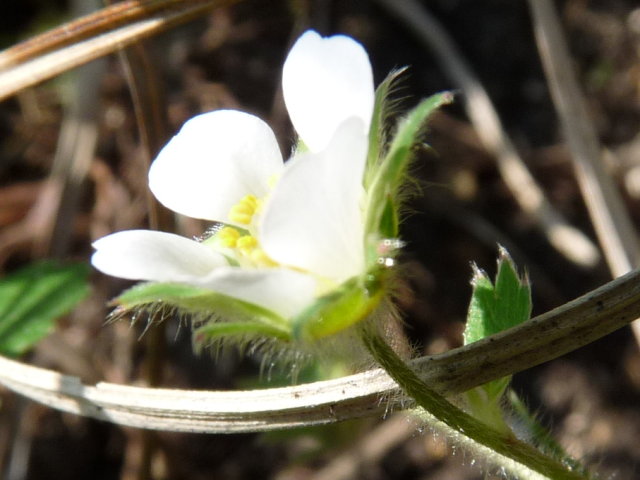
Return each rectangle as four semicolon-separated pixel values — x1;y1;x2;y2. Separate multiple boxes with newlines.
1;269;639;433
0;0;200;69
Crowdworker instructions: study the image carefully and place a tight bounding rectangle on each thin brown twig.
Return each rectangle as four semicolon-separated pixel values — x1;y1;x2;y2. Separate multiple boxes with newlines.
35;58;104;258
0;0;224;70
112;26;173;480
102;2;180;476
106;12;171;480
0;0;240;102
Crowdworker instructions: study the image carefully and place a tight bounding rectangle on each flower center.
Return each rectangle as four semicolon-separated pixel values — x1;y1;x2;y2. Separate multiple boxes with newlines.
210;194;277;268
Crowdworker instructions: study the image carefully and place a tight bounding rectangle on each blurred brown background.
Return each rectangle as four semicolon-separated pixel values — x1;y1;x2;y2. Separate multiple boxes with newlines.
1;1;640;479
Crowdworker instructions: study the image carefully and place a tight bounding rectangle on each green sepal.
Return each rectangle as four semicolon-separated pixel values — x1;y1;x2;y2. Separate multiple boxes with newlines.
365;195;401;269
292;274;385;341
194;321;291;346
364;91;453;242
378;195;399;239
115;282;291;340
463;247;531;426
365;67;408;188
0;261;89;357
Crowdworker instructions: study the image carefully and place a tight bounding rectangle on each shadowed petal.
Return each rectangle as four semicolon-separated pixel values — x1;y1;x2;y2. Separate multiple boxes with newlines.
260;118;367;282
283;30;374;152
149;110;283;223
92;230;227;282
196;267;318;319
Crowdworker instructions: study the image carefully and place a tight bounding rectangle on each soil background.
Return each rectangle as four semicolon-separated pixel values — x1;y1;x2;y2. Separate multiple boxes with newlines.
1;1;640;479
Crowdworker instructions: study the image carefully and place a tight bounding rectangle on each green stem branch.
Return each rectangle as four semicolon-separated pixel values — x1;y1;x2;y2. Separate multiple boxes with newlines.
360;326;590;480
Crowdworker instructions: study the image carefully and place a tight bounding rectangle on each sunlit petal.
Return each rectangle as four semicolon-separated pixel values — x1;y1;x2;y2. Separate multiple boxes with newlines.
283;30;374;152
149;110;283;223
260;118;367;281
92;230;226;282
196;267;318;318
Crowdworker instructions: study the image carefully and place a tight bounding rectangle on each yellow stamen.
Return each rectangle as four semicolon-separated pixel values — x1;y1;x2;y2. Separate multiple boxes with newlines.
223;193;280;268
228;194;259;225
237;235;258;255
217;226;241;247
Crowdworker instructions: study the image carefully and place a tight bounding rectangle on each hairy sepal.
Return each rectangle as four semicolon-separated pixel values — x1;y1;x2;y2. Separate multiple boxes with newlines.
365;67;408;188
291;273;385;342
114;282;291;340
193;321;291;356
364;91;453;256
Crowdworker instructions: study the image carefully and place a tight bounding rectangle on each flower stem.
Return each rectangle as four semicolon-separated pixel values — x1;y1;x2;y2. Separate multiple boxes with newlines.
359;326;591;480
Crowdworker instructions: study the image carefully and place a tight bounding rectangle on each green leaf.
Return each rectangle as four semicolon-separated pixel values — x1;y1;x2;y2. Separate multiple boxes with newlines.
464;247;531;345
462;247;531;426
115;282;291;340
364;91;453;244
0;261;89;357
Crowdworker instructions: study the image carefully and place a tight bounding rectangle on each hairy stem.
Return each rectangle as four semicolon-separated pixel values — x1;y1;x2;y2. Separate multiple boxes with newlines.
360;326;589;480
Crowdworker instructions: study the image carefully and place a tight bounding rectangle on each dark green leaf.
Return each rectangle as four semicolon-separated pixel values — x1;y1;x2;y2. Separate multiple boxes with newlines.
0;261;89;357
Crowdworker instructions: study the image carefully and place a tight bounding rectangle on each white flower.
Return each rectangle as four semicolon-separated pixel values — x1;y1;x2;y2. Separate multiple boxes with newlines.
92;30;375;321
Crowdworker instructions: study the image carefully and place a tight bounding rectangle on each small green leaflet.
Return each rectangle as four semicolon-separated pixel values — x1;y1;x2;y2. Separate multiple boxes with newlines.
0;261;90;357
464;247;531;345
462;247;531;428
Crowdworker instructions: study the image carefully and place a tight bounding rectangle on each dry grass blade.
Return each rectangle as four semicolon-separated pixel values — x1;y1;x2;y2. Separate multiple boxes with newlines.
0;0;239;101
528;0;640;277
528;0;640;344
373;0;600;269
1;268;639;433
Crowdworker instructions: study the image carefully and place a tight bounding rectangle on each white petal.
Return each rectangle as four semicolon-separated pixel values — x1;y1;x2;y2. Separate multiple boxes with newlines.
149;110;283;223
92;230;227;282
283;30;374;152
260;118;367;282
196;267;318;319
